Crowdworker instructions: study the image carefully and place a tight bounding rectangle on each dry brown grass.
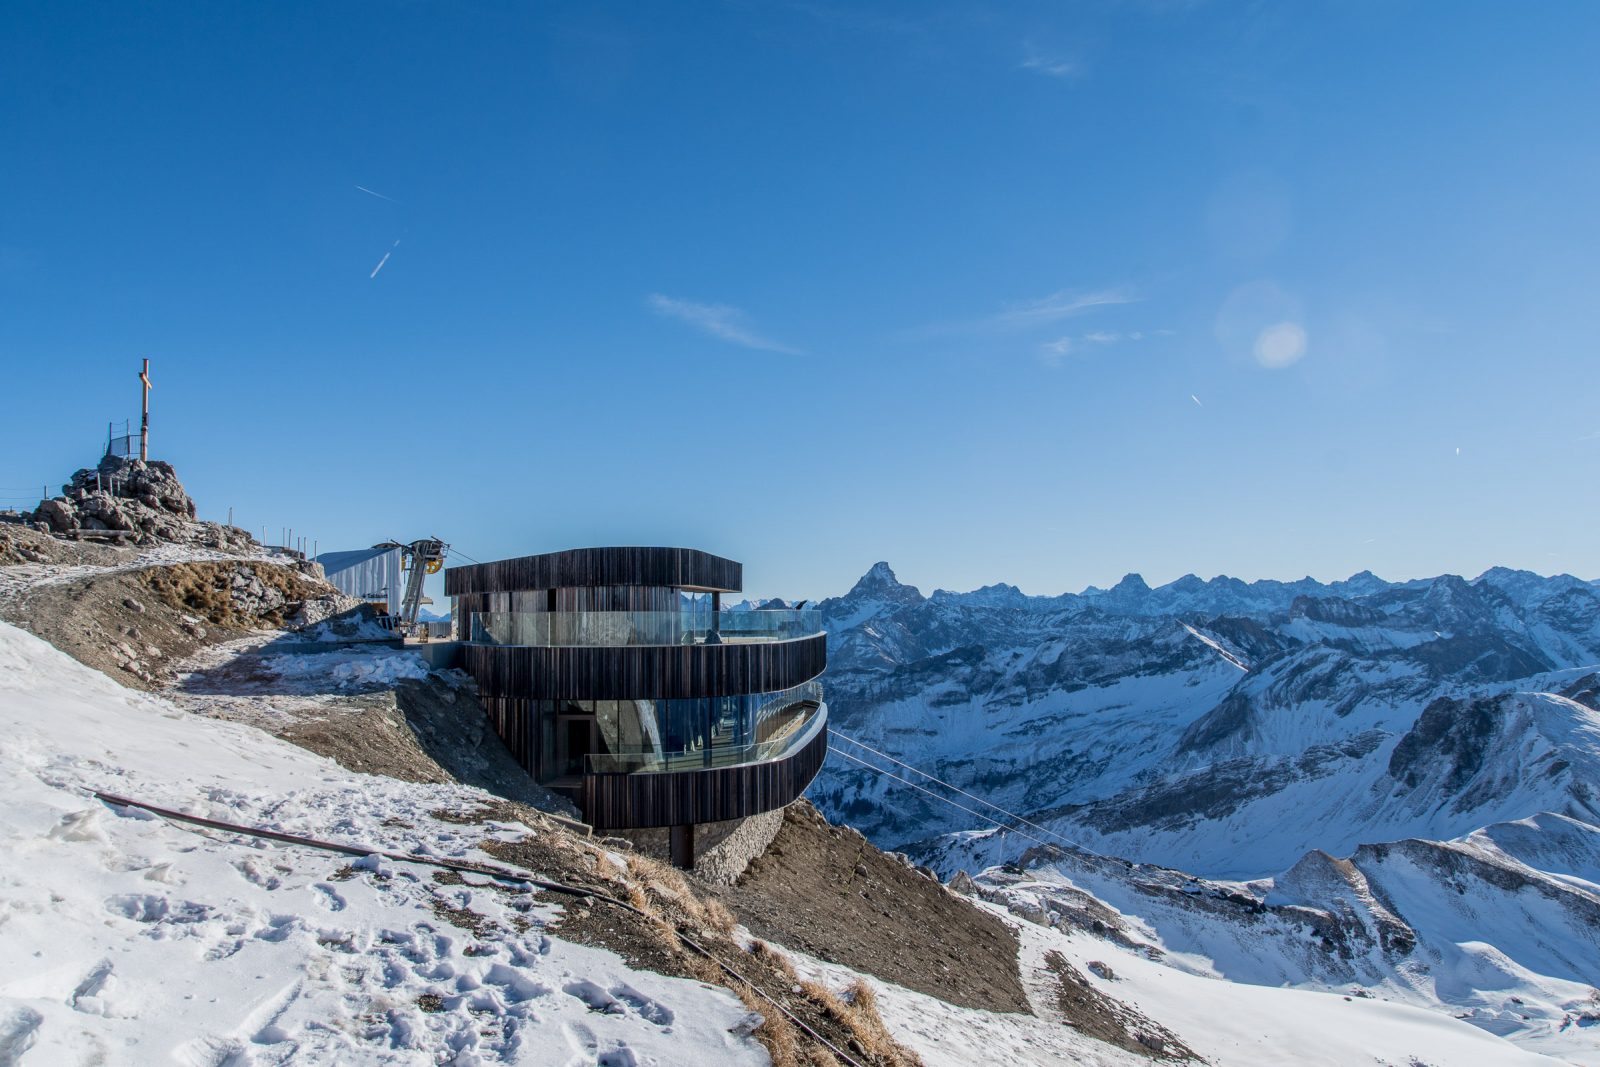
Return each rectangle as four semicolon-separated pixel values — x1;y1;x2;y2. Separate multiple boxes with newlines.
141;561;320;628
838;980;904;1064
628;852;739;935
734;983;804;1067
484;832;921;1067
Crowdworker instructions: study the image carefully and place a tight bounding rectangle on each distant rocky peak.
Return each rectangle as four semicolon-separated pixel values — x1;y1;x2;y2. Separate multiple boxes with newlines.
857;561;901;589
1335;570;1390;596
1114;572;1151;591
845;561;924;603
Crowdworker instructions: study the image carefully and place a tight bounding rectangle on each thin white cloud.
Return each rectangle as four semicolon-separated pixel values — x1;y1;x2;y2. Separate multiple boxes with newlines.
1082;330;1121;343
647;294;800;354
1020;48;1082;79
1038;337;1074;367
993;287;1138;330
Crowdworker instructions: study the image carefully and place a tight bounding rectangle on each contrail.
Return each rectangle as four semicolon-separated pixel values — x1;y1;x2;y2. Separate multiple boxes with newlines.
1191;394;1203;406
355;184;398;203
370;239;400;279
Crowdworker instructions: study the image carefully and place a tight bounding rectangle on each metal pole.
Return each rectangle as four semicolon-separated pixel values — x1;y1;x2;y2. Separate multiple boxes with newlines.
138;360;151;462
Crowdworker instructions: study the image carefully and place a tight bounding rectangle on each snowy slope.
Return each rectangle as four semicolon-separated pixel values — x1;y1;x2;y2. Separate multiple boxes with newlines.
806;562;1600;1063
0;620;767;1065
948;825;1600;1065
810;562;1600;874
783;896;1570;1067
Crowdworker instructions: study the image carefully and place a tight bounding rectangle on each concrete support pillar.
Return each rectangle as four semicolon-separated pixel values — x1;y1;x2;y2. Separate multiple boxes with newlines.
670;823;695;870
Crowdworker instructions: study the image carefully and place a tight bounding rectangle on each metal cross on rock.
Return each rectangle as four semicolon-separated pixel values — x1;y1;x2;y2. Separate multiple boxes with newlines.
138;359;152;462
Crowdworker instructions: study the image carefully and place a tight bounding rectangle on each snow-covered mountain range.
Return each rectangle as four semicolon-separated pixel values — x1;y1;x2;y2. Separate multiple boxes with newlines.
808;562;1600;1059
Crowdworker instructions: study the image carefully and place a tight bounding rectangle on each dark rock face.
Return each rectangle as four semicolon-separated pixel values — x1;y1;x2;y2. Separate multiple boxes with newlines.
1289;594;1385;627
1387;695;1503;791
26;454;254;549
1057;757;1298;835
1560;673;1600;711
1178;692;1257;752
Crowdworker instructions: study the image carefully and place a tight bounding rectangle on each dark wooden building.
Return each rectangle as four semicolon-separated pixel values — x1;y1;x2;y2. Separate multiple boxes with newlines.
446;546;827;866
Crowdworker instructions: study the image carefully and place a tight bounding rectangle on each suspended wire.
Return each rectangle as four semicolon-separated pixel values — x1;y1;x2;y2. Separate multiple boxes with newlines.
827;747;1059;855
828;736;1150;886
446;547;480;565
828;727;1107;860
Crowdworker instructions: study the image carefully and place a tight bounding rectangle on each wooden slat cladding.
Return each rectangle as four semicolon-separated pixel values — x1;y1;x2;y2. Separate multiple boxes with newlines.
478;695;539;770
462;634;826;700
580;719;829;829
445;546;742;596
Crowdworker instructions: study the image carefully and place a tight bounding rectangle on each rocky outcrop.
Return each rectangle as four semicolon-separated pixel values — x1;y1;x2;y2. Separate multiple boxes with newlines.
1387;694;1502;791
21;454;254;550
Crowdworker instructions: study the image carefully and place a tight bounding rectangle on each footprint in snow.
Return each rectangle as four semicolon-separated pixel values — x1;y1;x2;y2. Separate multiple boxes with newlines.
173;1033;249;1067
70;959;120;1017
310;883;346;912
561;980;674;1027
105;893;213;925
609;983;674;1027
231;856;283;890
238;978;303;1046
563;980;625;1015
0;1005;43;1062
484;962;551;1003
557;1023;642;1067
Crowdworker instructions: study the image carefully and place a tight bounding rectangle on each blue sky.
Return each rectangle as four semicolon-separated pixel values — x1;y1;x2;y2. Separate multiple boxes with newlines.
3;2;1599;601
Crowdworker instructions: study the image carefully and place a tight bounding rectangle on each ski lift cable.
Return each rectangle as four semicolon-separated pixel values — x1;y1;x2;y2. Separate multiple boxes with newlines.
827;747;1059;855
828;727;1110;861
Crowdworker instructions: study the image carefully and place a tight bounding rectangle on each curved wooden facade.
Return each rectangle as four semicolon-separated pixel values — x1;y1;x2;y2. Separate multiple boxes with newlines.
446;546;741;597
448;545;825;843
581;718;829;829
462;634;826;701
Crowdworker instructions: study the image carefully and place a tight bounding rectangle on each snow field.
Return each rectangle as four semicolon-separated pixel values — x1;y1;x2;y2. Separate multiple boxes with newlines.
260;648;434;690
0;621;768;1065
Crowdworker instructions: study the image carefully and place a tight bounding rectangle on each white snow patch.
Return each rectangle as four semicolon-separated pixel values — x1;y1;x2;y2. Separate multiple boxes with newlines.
0;620;768;1065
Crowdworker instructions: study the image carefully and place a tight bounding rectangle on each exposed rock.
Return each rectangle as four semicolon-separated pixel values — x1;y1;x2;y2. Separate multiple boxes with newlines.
1387;694;1502;791
25;454;255;550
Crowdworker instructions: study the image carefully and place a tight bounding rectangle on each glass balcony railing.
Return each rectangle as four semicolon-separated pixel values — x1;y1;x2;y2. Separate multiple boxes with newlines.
584;695;826;775
467;609;822;647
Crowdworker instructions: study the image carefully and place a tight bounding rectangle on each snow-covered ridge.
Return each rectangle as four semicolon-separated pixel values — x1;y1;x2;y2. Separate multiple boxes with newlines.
810;560;1600;865
806;560;1600;1063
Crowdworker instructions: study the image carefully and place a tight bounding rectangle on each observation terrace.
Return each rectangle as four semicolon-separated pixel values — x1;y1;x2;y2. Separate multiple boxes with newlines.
446;547;827;867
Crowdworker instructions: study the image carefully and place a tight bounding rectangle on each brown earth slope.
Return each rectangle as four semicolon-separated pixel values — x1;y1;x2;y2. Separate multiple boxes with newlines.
0;560;336;689
707;799;1032;1015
